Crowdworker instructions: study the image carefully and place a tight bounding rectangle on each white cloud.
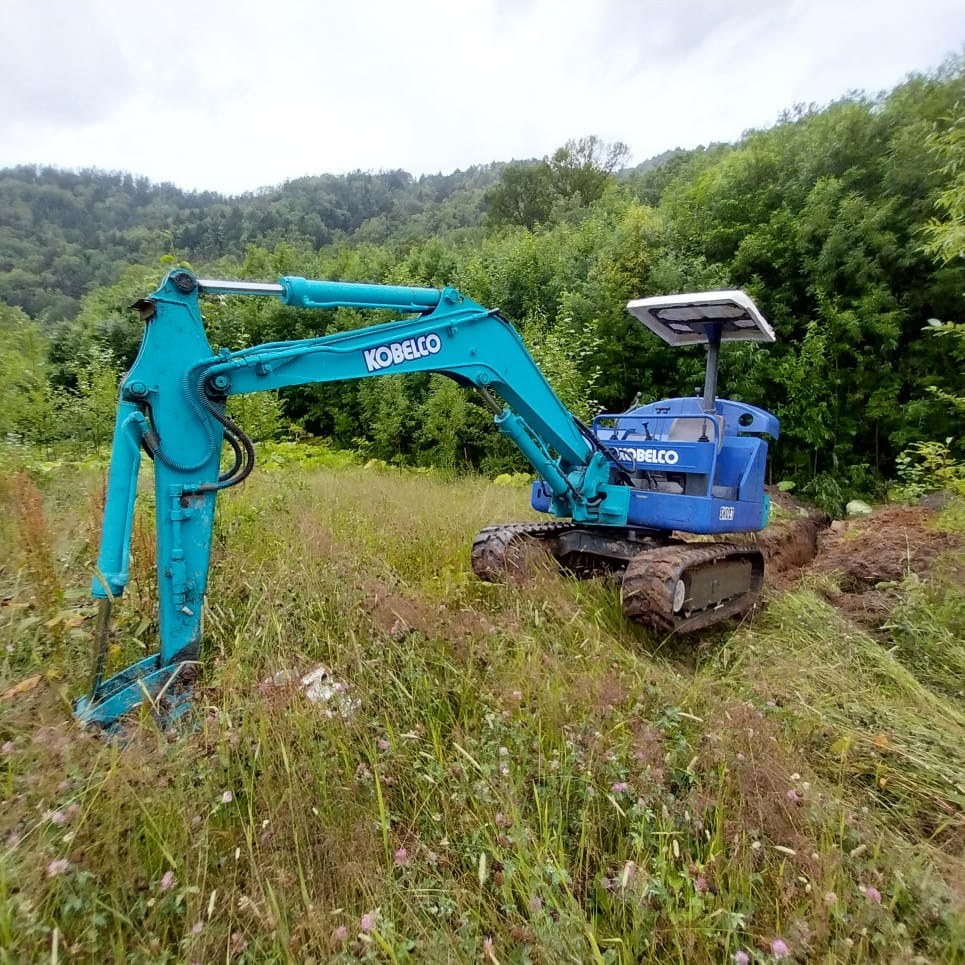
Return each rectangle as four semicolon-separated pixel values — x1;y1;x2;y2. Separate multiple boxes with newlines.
0;0;961;193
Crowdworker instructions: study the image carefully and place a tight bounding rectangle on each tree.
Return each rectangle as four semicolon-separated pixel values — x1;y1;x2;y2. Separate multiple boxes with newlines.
485;137;630;229
0;303;56;444
484;162;555;230
548;135;630;204
923;106;965;264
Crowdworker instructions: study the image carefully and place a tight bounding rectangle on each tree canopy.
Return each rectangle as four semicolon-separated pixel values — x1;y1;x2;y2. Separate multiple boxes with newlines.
2;62;963;509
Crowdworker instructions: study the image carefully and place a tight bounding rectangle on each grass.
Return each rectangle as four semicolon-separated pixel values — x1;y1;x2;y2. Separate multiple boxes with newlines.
1;460;963;963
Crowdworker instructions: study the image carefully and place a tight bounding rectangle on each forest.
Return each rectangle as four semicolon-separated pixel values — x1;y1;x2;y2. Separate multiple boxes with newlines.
1;61;963;511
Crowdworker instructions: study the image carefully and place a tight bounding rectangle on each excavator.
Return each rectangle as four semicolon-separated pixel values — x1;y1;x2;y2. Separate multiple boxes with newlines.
75;270;778;728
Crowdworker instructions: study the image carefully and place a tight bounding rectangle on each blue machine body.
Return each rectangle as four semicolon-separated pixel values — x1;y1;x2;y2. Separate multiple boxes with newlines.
77;270;779;729
531;396;778;533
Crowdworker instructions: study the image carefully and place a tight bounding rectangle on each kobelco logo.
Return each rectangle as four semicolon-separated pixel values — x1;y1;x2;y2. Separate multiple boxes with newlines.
363;333;442;372
615;446;680;466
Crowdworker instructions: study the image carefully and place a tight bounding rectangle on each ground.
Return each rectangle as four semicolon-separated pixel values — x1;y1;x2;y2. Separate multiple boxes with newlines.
0;466;962;963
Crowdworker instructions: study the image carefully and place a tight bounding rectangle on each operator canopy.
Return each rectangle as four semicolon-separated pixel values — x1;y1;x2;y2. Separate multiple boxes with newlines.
627;290;776;346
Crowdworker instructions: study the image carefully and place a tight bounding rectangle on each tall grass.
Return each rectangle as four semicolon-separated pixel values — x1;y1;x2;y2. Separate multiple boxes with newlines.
1;462;962;962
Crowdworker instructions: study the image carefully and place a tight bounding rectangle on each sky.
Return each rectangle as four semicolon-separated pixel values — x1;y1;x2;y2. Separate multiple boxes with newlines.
0;0;963;196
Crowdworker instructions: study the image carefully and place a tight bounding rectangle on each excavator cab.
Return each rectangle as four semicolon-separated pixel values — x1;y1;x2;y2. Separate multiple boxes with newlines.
563;291;779;534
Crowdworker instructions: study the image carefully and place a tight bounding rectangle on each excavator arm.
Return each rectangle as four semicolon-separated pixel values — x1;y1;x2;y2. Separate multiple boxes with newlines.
77;269;630;727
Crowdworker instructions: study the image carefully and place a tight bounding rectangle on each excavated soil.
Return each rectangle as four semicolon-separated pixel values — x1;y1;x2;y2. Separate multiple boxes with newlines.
763;500;963;630
749;489;829;587
805;505;963;629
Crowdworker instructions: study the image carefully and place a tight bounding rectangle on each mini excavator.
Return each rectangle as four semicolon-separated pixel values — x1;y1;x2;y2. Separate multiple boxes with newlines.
76;271;777;728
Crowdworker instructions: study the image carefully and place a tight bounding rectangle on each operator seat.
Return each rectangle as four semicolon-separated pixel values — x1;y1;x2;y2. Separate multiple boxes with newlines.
667;413;725;450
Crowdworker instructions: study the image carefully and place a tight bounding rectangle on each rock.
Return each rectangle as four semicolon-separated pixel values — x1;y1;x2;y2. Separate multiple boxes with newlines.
845;500;873;517
919;490;953;511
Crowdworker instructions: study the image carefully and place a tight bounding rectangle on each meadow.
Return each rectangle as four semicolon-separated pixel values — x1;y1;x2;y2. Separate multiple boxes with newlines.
1;457;963;963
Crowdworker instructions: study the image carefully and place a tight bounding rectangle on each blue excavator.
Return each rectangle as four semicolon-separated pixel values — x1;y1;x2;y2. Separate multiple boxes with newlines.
76;270;778;728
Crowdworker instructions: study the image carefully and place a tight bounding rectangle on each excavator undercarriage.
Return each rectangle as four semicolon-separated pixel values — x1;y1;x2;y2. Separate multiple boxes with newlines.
471;522;766;633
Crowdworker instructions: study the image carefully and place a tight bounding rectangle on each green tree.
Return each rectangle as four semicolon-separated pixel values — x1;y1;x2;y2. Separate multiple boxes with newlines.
0;303;56;444
484;162;555;229
548;135;630;204
923;105;965;263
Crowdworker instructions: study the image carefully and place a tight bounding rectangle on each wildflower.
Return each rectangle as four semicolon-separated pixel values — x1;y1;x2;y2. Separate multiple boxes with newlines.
824;891;837;904
377;738;390;751
863;885;882;903
50;809;68;826
694;876;708;893
46;858;71;877
737;752;745;761
771;937;790;958
221;790;233;804
600;876;613;891
393;847;410;868
785;789;801;803
500;764;509;777
482;936;496;960
1;740;13;754
191;922;203;935
359;912;375;934
332;925;348;944
160;870;176;891
611;781;630;794
734;952;750;965
511;690;523;701
499;746;509;757
494;812;510;828
528;896;542;913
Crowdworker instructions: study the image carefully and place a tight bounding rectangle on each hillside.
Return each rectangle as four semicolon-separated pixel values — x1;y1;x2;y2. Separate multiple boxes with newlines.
0;164;502;320
1;64;964;507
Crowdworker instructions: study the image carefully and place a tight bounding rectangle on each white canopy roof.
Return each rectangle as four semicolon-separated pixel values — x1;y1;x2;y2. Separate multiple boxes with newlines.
626;290;776;346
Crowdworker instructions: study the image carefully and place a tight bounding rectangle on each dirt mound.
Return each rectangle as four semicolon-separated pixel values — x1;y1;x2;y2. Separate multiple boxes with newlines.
812;505;960;589
792;504;962;630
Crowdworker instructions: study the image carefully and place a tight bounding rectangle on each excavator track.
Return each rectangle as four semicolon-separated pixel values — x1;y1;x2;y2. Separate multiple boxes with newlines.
621;542;764;633
471;521;578;582
472;523;764;633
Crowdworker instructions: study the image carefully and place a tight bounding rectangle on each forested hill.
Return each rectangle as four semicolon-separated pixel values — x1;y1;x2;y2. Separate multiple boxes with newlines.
1;62;964;507
0;164;504;319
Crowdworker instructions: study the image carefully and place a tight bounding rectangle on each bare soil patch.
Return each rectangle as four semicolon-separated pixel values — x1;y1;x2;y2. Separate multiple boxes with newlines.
806;505;963;629
763;501;963;629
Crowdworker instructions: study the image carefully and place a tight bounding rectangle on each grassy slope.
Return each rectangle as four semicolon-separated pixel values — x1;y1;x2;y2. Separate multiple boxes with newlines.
0;464;963;963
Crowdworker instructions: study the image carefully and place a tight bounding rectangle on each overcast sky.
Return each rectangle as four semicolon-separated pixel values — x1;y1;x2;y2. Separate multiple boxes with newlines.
1;0;962;195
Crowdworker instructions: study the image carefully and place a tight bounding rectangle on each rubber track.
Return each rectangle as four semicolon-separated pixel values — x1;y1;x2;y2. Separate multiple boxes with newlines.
621;543;765;633
471;521;574;582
